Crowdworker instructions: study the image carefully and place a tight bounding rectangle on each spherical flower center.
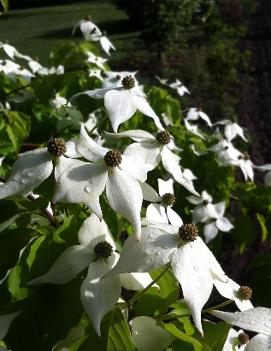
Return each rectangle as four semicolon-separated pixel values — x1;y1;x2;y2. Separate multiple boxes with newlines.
47;138;66;156
104;149;122;167
238;285;252;300
179;224;198;242
238;332;249;345
161;193;176;206
156;131;171;145
122;75;135;90
94;241;113;258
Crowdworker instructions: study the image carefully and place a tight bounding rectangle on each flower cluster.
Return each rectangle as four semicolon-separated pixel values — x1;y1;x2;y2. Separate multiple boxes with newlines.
0;14;270;351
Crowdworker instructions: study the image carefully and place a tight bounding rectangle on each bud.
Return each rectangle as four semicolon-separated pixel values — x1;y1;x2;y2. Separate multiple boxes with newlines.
94;241;113;258
238;286;252;300
47;138;66;157
179;224;198;242
161;193;176;206
122;75;135;90
104;149;122;167
238;332;249;345
156;131;171;145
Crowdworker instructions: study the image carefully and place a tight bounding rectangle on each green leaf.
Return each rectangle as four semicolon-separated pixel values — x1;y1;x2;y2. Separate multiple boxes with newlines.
230;215;256;252
102;309;136;351
256;213;268;241
201;321;231;351
161;321;204;351
0;0;8;12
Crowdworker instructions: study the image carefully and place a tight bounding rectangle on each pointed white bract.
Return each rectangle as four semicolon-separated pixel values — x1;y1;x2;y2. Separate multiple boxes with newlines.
142;178;183;227
186;108;212;127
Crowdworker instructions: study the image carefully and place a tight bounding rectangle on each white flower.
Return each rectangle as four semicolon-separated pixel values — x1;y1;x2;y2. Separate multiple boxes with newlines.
0;59;34;82
72;17;102;40
222;329;247;351
161;112;173;127
50;93;69;109
72;75;163;132
186;108;212;127
203;202;234;243
99;34;116;56
105;224;249;334
0;42;32;61
212;308;271;351
184;119;205;139
141;178;183;227
54;125;145;238
0;139;73;200
28;60;64;76
88;68;103;81
86;51;107;70
224;122;248;142
157;77;190;96
106;129;199;196
102;71;138;89
237;154;254;182
28;214;155;335
187;191;216;222
209;139;242;166
130;316;174;351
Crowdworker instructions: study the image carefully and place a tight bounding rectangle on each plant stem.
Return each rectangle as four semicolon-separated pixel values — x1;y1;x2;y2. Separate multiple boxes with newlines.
4;83;31;97
126;266;169;307
202;299;233;314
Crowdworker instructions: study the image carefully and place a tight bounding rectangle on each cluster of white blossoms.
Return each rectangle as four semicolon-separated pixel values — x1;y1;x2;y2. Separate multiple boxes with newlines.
1;16;271;351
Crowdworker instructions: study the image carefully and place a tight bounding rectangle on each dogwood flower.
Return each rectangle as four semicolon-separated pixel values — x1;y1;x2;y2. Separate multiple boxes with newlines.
72;16;102;40
237;153;254;182
72;75;163;132
209;139;242;166
28;214;155;335
106;223;250;334
186;108;212;127
203;202;234;242
0;42;32;61
130;316;175;351
0;138;73;200
184;119;205;139
86;51;107;70
187;191;216;223
102;71;138;89
54;125;145;238
88;68;103;81
157;77;190;96
141;178;183;227
224;122;248;142
98;32;116;56
222;329;249;351
106;129;199;195
212;308;271;351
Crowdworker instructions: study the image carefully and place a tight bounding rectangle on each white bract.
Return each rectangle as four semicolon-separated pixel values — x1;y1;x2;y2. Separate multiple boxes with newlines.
105;224;250;335
102;71;138;89
72;76;163;132
222;329;247;351
254;164;271;186
188;199;234;243
130;316;175;351
99;34;116;56
186;108;212;127
86;51;107;70
157;77;190;96
54;125;145;238
0;142;73;200
224;122;248;142
72;17;102;40
141;178;183;227
28;214;155;335
106;129;199;196
184;119;205;139
0;42;32;61
212;308;271;351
